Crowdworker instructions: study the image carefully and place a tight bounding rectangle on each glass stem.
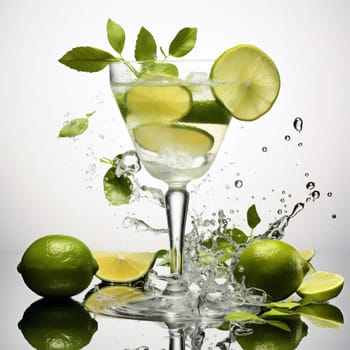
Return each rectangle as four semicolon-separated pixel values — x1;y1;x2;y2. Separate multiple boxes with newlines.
165;186;189;276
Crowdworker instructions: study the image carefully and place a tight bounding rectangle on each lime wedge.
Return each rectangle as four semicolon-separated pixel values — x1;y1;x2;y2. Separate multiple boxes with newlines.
297;271;344;302
84;285;145;313
298;249;316;262
298;303;344;329
125;84;192;124
133;124;214;156
93;251;157;283
210;44;280;121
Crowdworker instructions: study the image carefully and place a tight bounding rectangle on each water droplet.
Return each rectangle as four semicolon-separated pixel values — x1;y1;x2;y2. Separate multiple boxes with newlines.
277;209;283;215
225;184;230;190
288;202;305;219
298;142;303;147
305;172;310;177
234;180;243;188
284;135;291;141
229;209;235;214
306;182;315;190
262;146;268;152
311;190;320;201
293;117;303;132
280;198;285;203
327;192;333;197
332;213;337;219
282;190;286;194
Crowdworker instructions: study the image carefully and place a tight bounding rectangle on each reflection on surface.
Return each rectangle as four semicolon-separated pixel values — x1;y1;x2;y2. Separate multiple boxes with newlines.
18;292;344;349
18;298;98;350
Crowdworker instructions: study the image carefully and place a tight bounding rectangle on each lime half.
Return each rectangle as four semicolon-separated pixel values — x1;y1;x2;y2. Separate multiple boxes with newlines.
297;271;344;302
93;251;157;283
126;84;192;124
133;124;214;156
210;44;280;121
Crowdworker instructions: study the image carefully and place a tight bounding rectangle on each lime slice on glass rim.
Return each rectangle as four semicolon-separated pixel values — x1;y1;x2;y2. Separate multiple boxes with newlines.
297;271;345;302
125;82;192;124
93;251;157;283
210;44;280;121
133;124;214;156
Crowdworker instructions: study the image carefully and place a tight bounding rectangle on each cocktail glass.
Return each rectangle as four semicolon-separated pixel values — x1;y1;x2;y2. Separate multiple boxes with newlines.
106;60;233;321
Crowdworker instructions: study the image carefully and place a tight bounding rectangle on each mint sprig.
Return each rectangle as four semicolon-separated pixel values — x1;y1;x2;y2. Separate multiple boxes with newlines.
58;18;198;75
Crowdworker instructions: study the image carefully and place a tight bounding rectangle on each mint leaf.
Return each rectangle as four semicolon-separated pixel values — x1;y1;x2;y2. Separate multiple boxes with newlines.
169;27;197;57
261;308;298;318
150;62;179;76
59;46;118;72
135;27;157;61
225;311;261;322
229;227;248;244
107;18;125;54
103;167;132;205
247;204;261;229
265;300;301;310
59;118;89;137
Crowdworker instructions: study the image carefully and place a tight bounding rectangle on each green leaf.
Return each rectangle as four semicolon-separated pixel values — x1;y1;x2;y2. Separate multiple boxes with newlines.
148;62;179;76
264;319;291;332
265;300;301;310
225;311;261;322
59;46;118;72
103;167;132;205
169;27;197;57
59;118;89;137
261;308;298;318
229;227;248;244
247;204;261;229
135;27;157;61
107;18;125;54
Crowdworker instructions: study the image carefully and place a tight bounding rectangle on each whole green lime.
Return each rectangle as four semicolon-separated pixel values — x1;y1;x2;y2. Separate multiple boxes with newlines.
236;316;308;350
17;234;98;297
18;298;98;349
234;239;309;301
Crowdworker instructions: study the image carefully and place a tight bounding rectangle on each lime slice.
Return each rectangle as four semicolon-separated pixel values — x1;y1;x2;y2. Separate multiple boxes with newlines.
298;303;344;329
125;84;192;124
178;100;231;124
84;285;145;313
298;249;316;262
133;124;214;156
210;44;280;121
297;271;344;302
93;251;157;283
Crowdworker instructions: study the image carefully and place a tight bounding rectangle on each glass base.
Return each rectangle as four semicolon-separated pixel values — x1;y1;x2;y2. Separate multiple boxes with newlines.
86;282;232;323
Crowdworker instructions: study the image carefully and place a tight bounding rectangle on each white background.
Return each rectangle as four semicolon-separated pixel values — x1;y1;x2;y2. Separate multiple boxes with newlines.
1;0;349;258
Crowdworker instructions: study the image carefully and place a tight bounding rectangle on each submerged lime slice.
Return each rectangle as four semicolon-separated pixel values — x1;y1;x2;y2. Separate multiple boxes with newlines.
93;251;157;283
133;124;214;156
125;83;192;124
210;44;280;121
297;271;344;302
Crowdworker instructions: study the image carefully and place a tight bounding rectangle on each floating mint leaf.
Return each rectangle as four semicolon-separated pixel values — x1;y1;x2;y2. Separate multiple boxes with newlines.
59;46;118;72
169;27;197;57
261;308;298;318
103;167;132;205
107;18;125;54
247;204;261;229
135;27;157;61
265;300;301;310
59;118;89;137
225;311;261;322
150;62;179;76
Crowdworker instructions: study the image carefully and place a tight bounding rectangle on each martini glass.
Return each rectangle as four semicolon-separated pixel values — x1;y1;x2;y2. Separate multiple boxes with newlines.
107;60;232;321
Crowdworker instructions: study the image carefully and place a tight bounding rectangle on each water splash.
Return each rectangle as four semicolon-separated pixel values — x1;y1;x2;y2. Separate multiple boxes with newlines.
123;217;168;235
